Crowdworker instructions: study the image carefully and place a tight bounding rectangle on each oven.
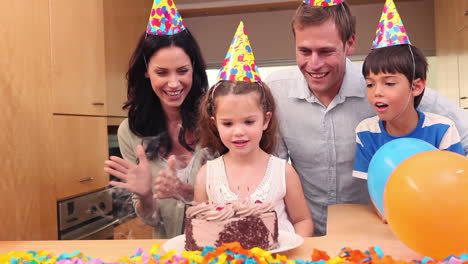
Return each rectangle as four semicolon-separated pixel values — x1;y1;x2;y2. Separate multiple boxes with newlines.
58;189;117;240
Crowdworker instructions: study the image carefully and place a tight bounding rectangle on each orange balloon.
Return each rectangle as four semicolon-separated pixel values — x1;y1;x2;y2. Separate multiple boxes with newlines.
384;150;468;260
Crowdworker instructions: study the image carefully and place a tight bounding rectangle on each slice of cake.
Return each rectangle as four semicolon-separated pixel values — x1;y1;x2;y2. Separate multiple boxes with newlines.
185;201;279;251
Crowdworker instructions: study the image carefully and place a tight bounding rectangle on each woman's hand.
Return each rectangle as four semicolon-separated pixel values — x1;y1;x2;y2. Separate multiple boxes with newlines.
104;145;152;198
154;155;194;203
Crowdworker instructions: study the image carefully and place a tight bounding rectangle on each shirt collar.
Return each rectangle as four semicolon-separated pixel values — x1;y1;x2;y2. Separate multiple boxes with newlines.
288;58;367;102
287;69;312;100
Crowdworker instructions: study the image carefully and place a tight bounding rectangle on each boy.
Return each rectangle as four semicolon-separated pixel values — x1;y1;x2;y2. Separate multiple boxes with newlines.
352;0;465;181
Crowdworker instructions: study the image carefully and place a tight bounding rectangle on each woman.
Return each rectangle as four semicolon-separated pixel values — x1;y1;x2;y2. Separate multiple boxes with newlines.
104;0;208;238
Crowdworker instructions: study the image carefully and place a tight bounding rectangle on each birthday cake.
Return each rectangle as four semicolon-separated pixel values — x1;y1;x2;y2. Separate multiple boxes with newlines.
184;201;279;251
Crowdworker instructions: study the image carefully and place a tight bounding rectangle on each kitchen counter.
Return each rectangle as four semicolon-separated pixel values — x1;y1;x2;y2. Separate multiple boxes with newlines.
0;204;421;262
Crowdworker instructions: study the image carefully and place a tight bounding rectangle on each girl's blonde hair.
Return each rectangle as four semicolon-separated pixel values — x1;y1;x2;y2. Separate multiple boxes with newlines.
197;81;278;156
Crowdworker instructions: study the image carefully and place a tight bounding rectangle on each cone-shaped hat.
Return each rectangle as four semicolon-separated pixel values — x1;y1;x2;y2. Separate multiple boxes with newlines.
217;22;262;82
146;0;186;35
371;0;411;49
303;0;344;6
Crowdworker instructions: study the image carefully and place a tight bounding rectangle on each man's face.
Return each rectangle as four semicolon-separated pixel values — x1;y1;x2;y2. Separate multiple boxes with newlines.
295;20;355;102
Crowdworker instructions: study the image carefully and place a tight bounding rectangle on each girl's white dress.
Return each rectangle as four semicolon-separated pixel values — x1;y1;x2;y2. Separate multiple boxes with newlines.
205;155;295;233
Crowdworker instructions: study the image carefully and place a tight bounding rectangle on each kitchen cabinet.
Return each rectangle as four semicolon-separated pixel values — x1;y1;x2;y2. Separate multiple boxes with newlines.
49;0;147;117
1;0;57;240
53;115;109;200
459;28;468;110
50;0;107;116
114;217;153;239
456;1;468;32
103;0;148;117
50;0;149;200
434;0;468;106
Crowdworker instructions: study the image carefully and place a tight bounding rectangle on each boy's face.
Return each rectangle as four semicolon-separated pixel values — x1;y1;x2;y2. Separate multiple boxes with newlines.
365;72;425;122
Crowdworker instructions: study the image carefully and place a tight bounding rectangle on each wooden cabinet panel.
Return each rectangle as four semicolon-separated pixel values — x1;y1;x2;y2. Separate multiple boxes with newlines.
1;0;57;240
53;115;109;200
103;0;148;117
114;217;153;239
49;0;148;117
50;0;107;116
435;55;460;102
435;0;468;104
461;99;468;110
459;29;468;104
434;0;460;102
456;0;468;32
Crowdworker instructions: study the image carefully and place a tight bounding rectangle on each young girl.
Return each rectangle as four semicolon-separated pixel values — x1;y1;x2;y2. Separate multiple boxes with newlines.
192;22;313;237
194;78;314;237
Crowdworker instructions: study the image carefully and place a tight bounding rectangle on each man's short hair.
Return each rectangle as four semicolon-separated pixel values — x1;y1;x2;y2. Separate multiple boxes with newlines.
291;3;356;44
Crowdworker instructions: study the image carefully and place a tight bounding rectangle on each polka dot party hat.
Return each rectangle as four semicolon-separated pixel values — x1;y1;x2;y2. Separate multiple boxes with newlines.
371;0;411;49
303;0;344;6
146;0;186;35
217;22;261;82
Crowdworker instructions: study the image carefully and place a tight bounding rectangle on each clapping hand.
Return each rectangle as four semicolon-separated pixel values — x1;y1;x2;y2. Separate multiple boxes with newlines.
105;147;195;204
104;145;152;198
155;155;195;204
154;155;179;199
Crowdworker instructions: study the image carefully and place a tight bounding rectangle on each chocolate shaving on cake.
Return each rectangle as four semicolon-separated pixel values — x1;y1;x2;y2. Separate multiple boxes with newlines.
215;216;270;249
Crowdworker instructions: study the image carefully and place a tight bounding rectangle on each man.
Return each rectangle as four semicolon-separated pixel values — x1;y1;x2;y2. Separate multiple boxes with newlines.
265;1;468;236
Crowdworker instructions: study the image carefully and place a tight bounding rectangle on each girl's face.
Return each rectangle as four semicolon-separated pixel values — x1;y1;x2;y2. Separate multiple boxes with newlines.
365;71;423;122
213;92;271;156
145;46;193;111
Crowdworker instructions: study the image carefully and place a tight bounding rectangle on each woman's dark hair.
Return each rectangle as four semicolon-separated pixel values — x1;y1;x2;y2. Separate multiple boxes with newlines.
197;81;278;156
124;30;208;158
362;44;428;108
291;3;355;44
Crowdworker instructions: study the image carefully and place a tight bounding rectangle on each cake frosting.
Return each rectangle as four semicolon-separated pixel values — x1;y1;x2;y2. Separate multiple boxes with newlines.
184;201;279;251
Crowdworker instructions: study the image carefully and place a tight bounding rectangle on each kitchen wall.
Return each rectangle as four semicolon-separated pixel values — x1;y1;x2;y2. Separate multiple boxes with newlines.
183;0;435;67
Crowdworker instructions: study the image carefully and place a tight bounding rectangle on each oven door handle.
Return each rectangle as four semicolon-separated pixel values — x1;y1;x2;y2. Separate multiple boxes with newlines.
75;219;120;240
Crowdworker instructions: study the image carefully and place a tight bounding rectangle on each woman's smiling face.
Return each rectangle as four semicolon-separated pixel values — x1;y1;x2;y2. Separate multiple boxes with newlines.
145;46;193;111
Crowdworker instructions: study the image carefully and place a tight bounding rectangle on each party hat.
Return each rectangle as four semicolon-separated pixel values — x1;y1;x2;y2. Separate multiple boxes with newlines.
217;22;262;82
371;0;411;49
303;0;344;6
146;0;186;35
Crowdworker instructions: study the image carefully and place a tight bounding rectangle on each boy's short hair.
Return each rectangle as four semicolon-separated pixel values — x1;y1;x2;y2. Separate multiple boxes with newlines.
362;44;428;108
291;3;355;44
